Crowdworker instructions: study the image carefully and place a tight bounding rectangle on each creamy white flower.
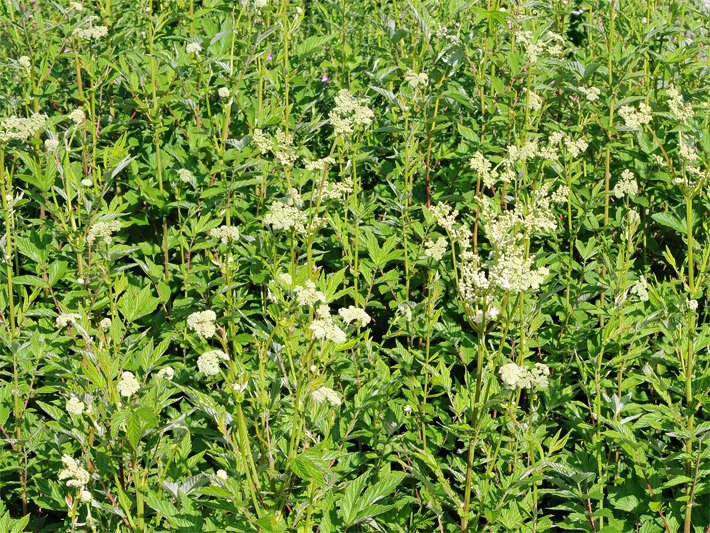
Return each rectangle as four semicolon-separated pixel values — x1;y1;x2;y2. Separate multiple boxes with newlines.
66;396;85;416
56;313;81;328
470;152;498;188
0;113;48;143
156;367;174;380
667;85;693;123
87;220;121;246
209;225;240;244
613;169;638;199
525;88;543;111
630;276;649;302
499;362;549;389
338;306;371;327
187;310;217;338
254;0;267;7
177;168;195;185
216;469;228;480
304;156;336;172
18;56;31;69
404;69;429;89
99;317;112;331
329;89;374;137
59;455;90;489
251;128;272;154
117;371;140;398
264;189;310;232
277;273;293;286
429;202;459;233
81;178;93;187
197;350;229;376
80;490;92;502
687;299;698;311
186;42;202;55
44;138;59;152
309;317;347;343
618;103;652;129
294;281;326;307
68;108;85;124
217;87;230;99
580;86;601;102
424;237;448;261
311;386;342;406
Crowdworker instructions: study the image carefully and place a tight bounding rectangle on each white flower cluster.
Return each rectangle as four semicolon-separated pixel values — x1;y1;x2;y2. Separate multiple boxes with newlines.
535;132;588;162
156;367;175;380
0;113;47;143
311;385;342;406
45;138;59;153
209;225;240;244
338;305;371;327
525;88;543;112
264;188;312;233
99;317;111;331
667;85;693;123
294;280;326;307
424;237;448;261
499;362;550;389
56;312;82;328
322;176;353;200
551;185;570;204
197;349;229;376
186;42;202;55
87;220;121;246
431;192;553;311
579;86;601;102
618;103;652;130
217;87;230;99
274;129;297;167
117;371;140;398
59;455;90;489
404;69;429;89
516;30;565;64
630;275;649;302
472;305;499;324
305;156;335;172
73;16;108;40
177;168;195;185
252;128;272;154
68;108;85;124
66;396;85;416
329;89;374;137
309;305;347;343
429;202;459;233
613;169;638;199
17;56;31;70
564;137;589;158
187;310;217;338
469;152;498;188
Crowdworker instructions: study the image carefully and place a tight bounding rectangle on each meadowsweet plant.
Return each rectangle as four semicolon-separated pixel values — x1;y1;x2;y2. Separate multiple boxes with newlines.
0;0;708;531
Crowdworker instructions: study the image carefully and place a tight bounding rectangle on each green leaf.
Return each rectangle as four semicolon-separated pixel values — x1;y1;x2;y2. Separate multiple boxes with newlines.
651;212;685;234
118;285;160;322
295;34;334;56
289;451;326;486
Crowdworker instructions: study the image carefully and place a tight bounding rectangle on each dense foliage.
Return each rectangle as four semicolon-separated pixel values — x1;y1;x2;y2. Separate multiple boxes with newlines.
0;0;709;531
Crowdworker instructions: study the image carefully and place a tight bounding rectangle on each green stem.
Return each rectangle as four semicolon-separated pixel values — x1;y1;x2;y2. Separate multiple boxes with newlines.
0;149;16;337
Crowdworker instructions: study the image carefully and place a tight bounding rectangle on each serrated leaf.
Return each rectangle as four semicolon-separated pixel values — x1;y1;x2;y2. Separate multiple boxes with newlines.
118;285;160;322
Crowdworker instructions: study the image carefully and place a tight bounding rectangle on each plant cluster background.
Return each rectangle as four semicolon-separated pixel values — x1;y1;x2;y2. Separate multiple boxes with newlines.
0;0;709;531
